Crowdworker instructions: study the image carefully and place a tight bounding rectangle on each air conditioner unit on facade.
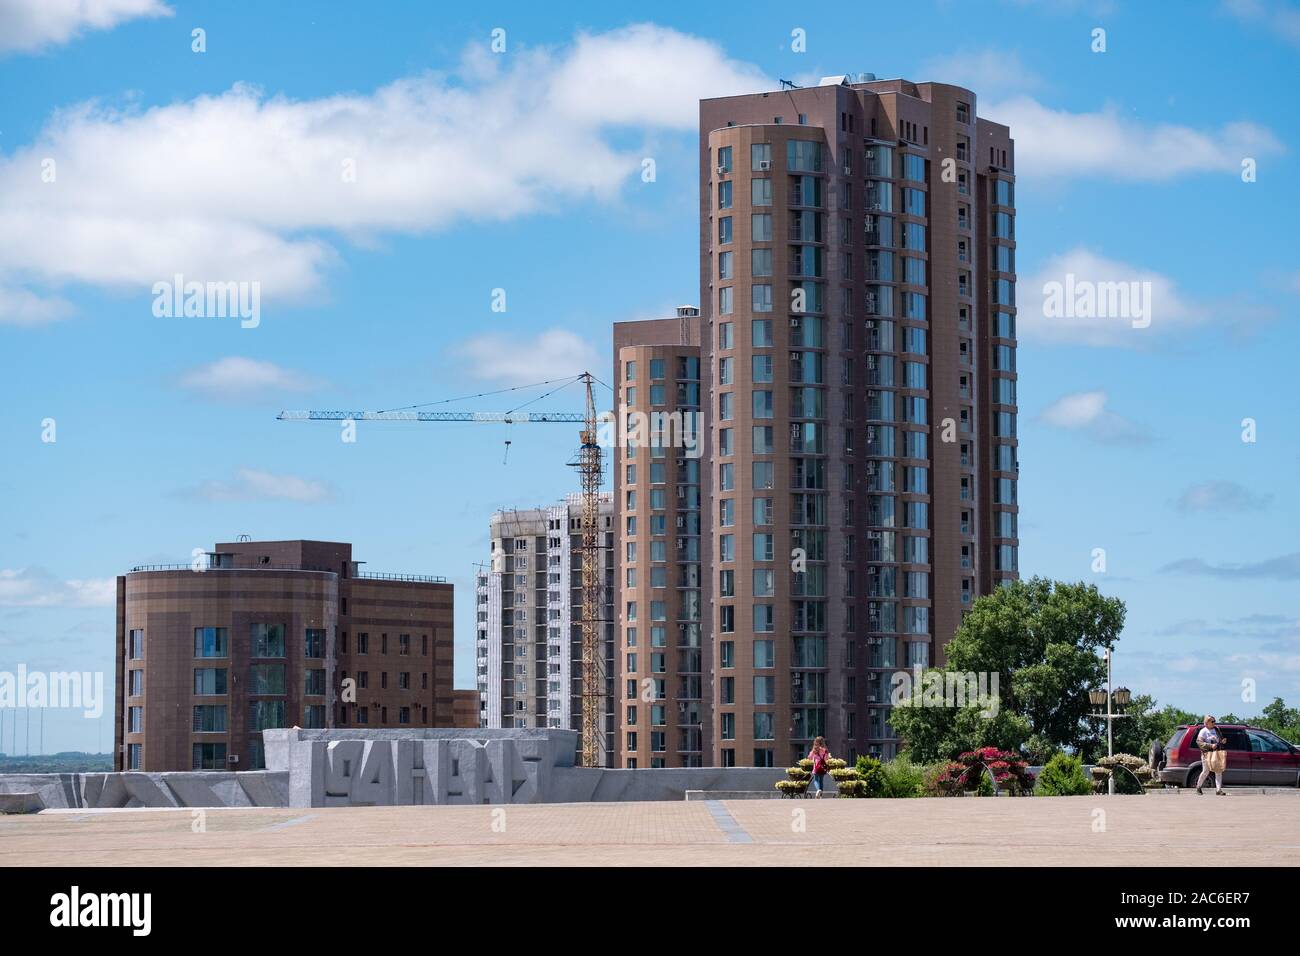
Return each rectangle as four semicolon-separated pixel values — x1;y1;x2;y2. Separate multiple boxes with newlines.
758;160;772;170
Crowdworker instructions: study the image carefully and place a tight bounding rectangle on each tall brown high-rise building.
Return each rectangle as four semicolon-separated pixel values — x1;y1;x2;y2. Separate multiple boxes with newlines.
615;76;1019;769
613;309;707;768
115;539;454;772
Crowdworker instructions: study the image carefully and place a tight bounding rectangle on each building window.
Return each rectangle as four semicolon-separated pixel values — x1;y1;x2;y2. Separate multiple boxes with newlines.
250;663;286;695
193;667;227;695
305;628;325;658
251;623;285;658
250;700;286;731
192;705;227;733
193;626;228;659
128;669;144;696
127;744;142;770
192;743;227;771
128;629;144;659
128;705;143;734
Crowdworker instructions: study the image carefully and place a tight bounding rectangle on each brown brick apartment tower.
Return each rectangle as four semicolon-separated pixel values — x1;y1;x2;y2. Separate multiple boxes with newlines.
612;309;708;768
115;539;454;772
691;76;1019;767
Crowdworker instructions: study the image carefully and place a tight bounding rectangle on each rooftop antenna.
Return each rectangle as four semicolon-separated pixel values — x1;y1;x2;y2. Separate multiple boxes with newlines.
779;78;800;90
236;533;251;541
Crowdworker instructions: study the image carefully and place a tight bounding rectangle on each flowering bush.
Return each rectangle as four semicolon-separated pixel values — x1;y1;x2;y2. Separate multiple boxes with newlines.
1092;753;1151;795
925;762;967;796
947;747;1036;795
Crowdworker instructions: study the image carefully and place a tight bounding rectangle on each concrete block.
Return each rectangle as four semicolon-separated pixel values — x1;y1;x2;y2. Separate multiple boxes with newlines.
0;791;44;813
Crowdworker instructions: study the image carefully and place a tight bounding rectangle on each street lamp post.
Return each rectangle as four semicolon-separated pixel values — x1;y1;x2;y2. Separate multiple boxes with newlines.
1087;645;1134;795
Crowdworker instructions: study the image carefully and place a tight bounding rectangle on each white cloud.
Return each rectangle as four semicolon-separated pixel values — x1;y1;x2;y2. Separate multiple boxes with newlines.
918;49;1043;99
985;95;1282;180
0;568;115;607
0;24;768;323
178;356;320;400
1019;248;1211;347
189;468;331;503
1222;0;1300;47
0;282;72;325
0;0;171;55
455;328;600;386
1176;480;1272;514
1038;390;1150;444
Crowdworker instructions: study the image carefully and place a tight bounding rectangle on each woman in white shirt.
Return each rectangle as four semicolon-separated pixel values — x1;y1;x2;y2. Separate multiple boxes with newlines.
1195;715;1227;795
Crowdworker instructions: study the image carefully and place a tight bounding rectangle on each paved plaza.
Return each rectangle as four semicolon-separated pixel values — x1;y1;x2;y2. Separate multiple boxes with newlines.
4;791;1298;866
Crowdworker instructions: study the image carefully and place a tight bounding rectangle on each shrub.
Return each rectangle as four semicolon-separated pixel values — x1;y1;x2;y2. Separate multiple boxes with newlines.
880;755;928;798
1037;753;1092;796
837;779;866;797
854;755;885;797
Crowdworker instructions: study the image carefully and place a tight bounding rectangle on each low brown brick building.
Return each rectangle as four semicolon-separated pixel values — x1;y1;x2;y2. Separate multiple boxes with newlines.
451;689;480;729
115;539;453;772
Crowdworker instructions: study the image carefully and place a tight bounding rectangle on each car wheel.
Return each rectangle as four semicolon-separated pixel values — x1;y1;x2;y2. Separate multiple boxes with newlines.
1186;768;1201;789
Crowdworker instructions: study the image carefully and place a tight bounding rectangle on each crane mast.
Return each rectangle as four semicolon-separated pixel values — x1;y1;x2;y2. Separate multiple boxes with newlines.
577;372;605;767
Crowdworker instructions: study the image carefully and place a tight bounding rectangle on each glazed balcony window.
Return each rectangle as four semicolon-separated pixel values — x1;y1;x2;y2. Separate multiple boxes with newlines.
751;177;772;206
718;250;733;280
787;140;822;172
751;143;772;171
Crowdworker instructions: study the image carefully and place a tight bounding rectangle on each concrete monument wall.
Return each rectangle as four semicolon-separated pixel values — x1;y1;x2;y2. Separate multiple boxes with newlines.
1;729;785;810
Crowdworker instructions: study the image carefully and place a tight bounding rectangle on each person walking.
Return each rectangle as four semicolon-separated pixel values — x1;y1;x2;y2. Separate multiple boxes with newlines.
1194;715;1227;795
808;736;832;798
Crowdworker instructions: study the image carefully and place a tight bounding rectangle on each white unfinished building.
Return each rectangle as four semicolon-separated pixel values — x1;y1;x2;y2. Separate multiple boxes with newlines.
476;494;615;766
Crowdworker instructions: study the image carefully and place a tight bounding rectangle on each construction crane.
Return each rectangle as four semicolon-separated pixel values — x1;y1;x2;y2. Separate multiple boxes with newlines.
277;372;607;767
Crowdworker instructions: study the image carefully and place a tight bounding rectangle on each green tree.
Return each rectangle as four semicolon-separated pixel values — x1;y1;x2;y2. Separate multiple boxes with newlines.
1253;698;1300;744
891;578;1126;761
1102;695;1199;764
888;697;1031;763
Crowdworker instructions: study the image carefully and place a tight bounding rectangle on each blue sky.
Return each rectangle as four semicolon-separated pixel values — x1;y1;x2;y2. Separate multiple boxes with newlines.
1;0;1297;753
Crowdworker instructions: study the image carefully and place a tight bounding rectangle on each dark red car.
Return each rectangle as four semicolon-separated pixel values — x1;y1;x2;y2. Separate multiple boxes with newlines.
1157;724;1300;788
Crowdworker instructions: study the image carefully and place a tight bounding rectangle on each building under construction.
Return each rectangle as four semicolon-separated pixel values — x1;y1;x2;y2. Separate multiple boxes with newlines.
476;495;616;767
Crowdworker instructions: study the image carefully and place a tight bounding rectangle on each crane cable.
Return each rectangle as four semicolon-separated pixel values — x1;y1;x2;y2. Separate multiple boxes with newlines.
374;373;586;415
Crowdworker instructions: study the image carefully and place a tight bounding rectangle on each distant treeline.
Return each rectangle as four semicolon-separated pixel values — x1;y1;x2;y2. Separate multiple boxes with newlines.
0;752;113;774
